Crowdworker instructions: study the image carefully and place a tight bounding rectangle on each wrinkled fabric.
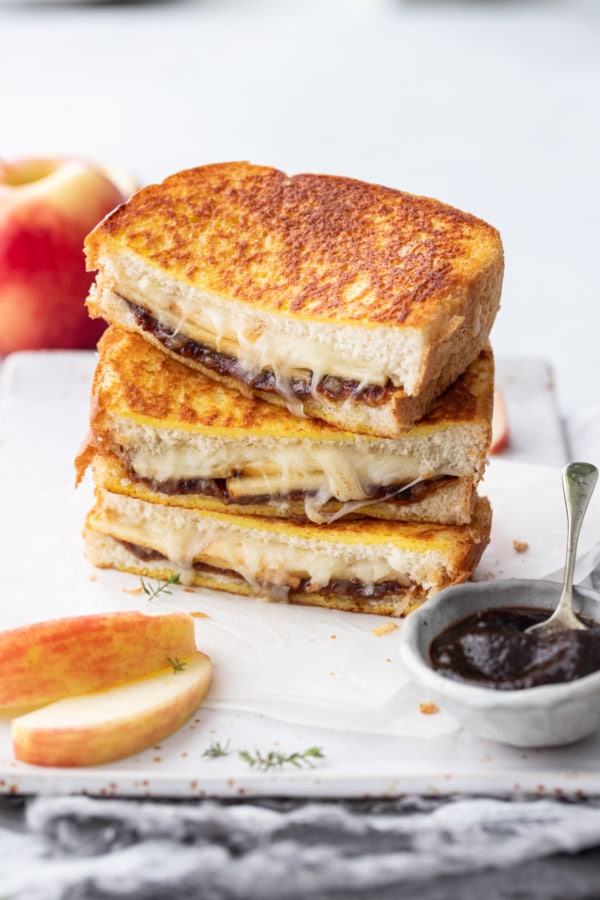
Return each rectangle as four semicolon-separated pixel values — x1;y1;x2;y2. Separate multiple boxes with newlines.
3;794;600;899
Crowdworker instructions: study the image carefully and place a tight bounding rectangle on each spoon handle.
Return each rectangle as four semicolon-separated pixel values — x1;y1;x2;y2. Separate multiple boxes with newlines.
557;461;598;619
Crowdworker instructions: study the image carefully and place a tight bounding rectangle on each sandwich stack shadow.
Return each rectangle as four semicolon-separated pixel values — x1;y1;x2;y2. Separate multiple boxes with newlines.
76;162;504;617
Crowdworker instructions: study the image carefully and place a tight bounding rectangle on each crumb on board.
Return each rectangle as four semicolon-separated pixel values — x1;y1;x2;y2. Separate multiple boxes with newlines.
481;568;500;579
419;702;439;715
123;587;143;595
183;587;196;594
513;539;529;553
190;611;209;619
372;621;399;637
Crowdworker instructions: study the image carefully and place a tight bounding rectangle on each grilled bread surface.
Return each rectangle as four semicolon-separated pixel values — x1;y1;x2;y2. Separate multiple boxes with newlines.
84;327;494;441
85;162;503;435
86;162;502;331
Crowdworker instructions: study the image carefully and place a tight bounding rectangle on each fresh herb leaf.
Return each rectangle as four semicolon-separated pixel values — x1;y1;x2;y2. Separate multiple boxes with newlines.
167;656;186;673
140;573;181;601
239;746;325;771
202;740;231;759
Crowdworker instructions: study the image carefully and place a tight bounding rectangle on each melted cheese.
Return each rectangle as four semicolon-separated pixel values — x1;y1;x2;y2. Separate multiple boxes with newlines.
94;495;421;596
126;439;447;498
122;437;450;523
118;422;464;524
305;475;426;525
107;262;419;390
164;292;389;386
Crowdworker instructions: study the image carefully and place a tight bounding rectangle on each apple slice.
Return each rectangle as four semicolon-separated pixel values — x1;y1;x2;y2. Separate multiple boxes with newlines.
0;611;196;709
491;389;510;454
12;651;212;767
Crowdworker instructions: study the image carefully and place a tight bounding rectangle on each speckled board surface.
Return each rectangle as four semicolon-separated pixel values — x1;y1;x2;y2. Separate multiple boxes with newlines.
1;352;600;800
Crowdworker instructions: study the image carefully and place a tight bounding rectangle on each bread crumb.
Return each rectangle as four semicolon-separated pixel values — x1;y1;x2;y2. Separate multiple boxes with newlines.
372;621;399;637
123;587;143;595
190;611;209;619
419;702;439;715
513;539;529;553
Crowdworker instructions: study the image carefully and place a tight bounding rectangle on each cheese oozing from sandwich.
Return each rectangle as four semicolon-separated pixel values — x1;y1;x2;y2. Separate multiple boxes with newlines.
77;327;493;525
86;489;492;611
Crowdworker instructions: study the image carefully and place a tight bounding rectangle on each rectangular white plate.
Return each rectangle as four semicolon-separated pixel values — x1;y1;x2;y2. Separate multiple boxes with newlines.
2;350;600;800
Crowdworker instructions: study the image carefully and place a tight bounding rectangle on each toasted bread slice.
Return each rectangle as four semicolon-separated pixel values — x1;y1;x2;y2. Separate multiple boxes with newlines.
77;327;494;525
84;489;492;617
85;162;503;437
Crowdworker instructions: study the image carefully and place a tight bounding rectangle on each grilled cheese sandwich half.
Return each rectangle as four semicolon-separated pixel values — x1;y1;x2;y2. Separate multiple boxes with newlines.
85;162;504;437
77;327;494;525
84;489;492;617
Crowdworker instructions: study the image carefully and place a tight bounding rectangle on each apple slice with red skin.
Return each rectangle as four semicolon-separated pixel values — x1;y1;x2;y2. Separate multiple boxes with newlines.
12;650;212;767
491;389;510;454
0;611;197;709
0;157;136;354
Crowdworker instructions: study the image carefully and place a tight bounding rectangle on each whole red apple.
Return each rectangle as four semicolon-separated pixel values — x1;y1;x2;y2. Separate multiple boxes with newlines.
0;157;134;354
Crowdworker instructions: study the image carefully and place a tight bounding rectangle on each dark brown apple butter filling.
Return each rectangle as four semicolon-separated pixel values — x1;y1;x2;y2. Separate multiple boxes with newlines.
124;298;392;407
126;467;455;507
119;538;409;598
431;607;600;689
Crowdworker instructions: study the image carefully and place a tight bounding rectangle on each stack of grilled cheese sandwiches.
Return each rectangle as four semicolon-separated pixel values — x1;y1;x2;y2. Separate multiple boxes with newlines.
77;162;503;617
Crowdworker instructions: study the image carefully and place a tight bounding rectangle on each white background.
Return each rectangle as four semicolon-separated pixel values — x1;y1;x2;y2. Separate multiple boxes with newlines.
1;0;599;417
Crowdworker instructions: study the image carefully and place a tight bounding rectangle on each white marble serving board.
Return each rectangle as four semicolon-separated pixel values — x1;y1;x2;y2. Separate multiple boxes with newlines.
2;350;600;801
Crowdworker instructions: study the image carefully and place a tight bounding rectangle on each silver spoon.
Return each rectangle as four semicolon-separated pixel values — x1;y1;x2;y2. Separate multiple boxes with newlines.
526;461;598;636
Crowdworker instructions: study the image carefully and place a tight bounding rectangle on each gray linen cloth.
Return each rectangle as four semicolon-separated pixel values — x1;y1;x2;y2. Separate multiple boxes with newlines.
3;793;600;899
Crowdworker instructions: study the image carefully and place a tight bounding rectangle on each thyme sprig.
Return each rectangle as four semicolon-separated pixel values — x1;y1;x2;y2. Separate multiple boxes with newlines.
167;657;187;673
140;573;181;601
202;740;231;759
238;746;325;772
201;741;326;770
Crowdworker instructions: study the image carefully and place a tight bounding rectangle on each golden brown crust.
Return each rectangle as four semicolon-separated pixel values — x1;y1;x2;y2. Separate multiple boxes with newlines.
85;162;503;330
84;326;494;440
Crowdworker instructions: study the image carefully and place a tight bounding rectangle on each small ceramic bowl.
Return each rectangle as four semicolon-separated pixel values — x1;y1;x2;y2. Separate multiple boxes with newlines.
401;579;600;748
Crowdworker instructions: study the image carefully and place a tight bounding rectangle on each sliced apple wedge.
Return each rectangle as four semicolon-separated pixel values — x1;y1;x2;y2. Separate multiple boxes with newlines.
491;389;510;454
12;651;212;767
0;611;197;709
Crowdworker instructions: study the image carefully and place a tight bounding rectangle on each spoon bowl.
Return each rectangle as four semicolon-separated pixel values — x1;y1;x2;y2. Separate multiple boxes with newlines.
401;579;600;748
